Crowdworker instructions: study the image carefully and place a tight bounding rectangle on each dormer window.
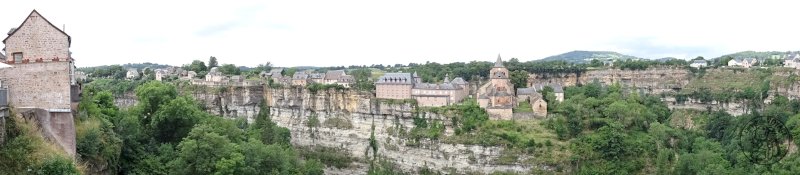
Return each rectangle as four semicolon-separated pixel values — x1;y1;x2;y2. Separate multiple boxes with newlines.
13;52;22;63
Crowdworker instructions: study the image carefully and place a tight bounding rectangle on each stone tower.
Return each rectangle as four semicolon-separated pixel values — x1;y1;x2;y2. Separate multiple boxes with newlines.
476;54;516;120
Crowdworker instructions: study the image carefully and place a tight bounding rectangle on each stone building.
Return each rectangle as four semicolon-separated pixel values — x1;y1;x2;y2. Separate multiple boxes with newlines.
376;73;414;99
516;88;548;117
411;74;468;107
126;68;139;79
205;67;226;82
785;52;800;69
324;70;346;84
337;75;354;88
0;10;78;156
477;55;516;120
292;72;309;86
529;83;564;102
728;58;758;68
310;73;324;83
376;72;469;107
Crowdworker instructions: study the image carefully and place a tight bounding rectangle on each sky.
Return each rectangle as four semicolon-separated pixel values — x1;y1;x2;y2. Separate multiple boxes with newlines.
1;0;799;67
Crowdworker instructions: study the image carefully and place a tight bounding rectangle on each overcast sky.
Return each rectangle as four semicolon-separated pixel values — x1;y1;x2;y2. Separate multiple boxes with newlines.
2;0;799;67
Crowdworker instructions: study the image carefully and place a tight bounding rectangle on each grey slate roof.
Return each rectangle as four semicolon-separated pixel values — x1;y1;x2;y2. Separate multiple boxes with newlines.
0;52;4;60
325;70;345;80
376;73;413;84
494;54;504;67
451;77;467;85
310;73;324;79
516;88;536;95
414;82;462;90
529;83;564;93
293;72;308;80
692;60;707;64
338;75;354;83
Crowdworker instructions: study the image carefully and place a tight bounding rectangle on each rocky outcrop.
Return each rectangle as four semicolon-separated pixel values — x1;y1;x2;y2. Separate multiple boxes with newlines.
267;87;531;174
528;68;691;94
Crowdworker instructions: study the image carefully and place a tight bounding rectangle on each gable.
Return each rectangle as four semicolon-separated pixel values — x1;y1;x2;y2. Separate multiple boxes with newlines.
3;10;71;46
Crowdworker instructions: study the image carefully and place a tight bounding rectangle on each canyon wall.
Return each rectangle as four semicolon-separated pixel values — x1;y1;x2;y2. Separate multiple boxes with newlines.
528;67;691;94
266;87;534;174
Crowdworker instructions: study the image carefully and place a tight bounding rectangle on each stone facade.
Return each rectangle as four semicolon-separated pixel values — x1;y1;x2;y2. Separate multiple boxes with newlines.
0;10;76;157
0;62;73;110
728;58;758;68
3;10;70;64
785;52;800;69
477;55;516;120
376;72;469;107
375;73;414;99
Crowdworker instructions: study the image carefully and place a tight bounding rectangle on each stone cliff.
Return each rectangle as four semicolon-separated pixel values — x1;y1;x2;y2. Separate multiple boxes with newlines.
528;67;690;94
267;87;532;174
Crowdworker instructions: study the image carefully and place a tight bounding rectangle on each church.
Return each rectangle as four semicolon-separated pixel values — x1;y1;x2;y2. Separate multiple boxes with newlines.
477;55;517;120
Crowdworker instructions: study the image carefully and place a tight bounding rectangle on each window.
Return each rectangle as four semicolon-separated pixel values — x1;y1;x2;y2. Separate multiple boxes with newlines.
13;52;22;63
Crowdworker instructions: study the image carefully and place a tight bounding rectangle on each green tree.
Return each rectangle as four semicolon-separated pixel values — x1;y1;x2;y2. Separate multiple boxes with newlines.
150;96;207;143
208;56;218;68
134;81;178;120
510;70;529;88
219;64;241;75
185;60;208;73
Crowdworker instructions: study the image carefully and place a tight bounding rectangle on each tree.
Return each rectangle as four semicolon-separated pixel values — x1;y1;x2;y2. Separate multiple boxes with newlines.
219;64;241;75
185;60;208;73
510;70;529;88
149;96;207;143
134;81;178;119
208;56;218;68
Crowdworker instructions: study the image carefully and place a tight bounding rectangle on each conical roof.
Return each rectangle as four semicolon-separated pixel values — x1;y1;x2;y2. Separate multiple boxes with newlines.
494;54;504;67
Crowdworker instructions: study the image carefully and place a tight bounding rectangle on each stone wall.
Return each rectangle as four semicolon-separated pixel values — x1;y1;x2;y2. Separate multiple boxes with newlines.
4;11;70;63
0;62;72;110
18;108;75;157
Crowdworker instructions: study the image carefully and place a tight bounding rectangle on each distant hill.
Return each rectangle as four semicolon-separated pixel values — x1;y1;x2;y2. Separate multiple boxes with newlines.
712;51;790;60
538;50;640;63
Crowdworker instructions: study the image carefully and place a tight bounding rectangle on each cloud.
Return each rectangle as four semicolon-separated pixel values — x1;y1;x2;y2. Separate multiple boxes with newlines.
1;0;799;67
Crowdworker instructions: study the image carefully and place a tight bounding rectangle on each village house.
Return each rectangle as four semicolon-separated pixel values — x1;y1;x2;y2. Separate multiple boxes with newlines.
728;58;758;68
515;88;547;117
690;59;708;68
0;10;78;156
310;73;324;84
205;67;227;82
126;68;139;79
324;70;346;84
477;55;516;120
375;73;414;99
375;72;469;107
337;75;355;88
784;52;800;69
292;72;309;86
155;69;165;81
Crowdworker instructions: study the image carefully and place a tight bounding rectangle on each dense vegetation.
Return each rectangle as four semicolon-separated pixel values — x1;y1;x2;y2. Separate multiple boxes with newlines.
71;81;323;174
1;111;81;174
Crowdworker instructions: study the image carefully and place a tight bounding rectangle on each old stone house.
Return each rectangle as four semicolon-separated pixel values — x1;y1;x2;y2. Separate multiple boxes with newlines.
376;72;468;107
310;73;324;83
337;75;354;88
529;83;564;102
376;73;414;99
292;72;309;86
784;52;800;69
516;87;549;117
0;10;78;156
477;55;516;120
126;68;139;79
728;58;758;68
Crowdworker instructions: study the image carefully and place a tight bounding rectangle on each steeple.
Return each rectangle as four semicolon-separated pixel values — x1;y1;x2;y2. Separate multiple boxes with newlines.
494;54;504;67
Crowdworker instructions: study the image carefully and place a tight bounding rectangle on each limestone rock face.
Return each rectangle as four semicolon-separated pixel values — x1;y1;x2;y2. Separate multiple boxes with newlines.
266;87;532;174
528;68;691;94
